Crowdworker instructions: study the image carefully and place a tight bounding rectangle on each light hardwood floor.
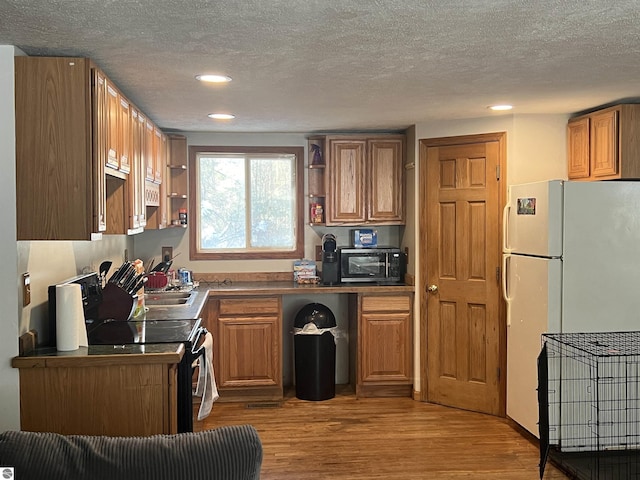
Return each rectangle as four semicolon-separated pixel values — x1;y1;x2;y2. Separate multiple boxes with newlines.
195;388;568;479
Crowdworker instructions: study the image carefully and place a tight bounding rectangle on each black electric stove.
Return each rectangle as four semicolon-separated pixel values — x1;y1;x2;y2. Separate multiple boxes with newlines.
87;318;202;345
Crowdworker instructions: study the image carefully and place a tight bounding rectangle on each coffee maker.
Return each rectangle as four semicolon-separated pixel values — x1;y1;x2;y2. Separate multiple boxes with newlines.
321;233;340;285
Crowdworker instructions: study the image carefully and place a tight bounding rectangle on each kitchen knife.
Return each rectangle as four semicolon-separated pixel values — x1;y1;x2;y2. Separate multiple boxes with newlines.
129;275;148;295
108;262;129;284
124;272;144;293
118;265;136;288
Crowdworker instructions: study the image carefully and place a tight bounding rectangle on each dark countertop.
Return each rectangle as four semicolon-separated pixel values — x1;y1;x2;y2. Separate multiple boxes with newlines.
202;281;414;296
12;343;185;367
135;281;413;321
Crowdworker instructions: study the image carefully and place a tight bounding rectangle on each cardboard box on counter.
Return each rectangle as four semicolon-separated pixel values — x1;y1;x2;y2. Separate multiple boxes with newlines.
293;259;317;283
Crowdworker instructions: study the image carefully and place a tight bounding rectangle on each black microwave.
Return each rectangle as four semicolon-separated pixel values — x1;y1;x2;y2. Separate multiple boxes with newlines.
339;247;405;283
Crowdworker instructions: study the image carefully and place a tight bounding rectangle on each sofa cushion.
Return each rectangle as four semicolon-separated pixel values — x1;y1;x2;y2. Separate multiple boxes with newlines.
0;425;262;480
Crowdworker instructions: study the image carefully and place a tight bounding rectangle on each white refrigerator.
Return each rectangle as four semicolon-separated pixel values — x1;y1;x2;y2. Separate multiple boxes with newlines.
502;179;640;436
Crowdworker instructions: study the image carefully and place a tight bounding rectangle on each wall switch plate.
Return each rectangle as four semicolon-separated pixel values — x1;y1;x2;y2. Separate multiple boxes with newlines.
162;246;173;263
22;272;31;307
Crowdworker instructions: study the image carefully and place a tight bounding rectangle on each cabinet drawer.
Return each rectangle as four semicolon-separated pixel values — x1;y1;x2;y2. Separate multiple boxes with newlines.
361;295;411;312
219;297;280;315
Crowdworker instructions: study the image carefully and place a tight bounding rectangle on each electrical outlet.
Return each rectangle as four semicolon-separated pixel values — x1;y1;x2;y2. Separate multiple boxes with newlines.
22;272;31;307
162;246;173;262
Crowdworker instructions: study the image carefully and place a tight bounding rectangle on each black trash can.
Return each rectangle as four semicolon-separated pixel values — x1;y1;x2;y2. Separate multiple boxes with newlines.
293;303;337;401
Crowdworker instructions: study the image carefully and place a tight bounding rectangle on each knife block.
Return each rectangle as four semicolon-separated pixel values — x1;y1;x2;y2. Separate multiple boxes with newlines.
98;283;137;321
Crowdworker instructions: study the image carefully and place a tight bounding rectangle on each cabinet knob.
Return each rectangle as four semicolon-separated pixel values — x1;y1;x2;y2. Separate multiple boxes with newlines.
427;284;438;293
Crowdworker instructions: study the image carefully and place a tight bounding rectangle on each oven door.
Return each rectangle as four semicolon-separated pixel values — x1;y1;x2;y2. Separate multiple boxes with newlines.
178;325;208;433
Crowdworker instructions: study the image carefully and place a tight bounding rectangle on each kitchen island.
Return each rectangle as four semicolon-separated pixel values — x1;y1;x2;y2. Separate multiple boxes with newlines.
12;343;184;436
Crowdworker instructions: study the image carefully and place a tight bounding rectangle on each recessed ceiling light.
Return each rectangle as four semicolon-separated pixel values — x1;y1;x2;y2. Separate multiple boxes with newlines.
196;74;232;83
208;113;235;120
488;104;513;111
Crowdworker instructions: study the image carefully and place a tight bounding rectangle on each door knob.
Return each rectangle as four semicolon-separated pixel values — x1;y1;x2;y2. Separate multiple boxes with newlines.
427;284;438;293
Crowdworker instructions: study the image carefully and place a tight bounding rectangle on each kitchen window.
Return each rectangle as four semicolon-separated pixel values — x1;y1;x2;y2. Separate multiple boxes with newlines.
188;146;304;260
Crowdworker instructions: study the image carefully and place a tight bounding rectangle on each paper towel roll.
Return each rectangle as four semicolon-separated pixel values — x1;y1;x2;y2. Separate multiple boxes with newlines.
56;284;87;351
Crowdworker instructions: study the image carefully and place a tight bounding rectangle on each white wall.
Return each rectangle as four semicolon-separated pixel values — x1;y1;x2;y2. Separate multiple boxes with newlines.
17;236;132;345
0;45;21;431
410;113;569;392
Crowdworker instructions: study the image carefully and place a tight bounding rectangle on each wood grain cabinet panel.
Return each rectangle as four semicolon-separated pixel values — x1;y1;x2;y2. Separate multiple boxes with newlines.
209;297;283;401
15;57;105;240
356;293;413;398
13;353;181;436
15;56;163;239
567;117;590;179
325;135;405;225
568;104;640;181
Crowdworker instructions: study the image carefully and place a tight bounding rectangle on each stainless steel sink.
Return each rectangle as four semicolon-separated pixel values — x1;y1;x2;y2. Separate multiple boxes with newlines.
144;291;196;307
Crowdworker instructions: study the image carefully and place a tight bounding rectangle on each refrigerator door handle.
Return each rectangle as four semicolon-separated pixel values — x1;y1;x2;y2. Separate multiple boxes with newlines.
502;253;512;326
502;202;512;253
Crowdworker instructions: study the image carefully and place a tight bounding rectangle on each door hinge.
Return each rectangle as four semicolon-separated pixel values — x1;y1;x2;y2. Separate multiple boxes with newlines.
496;266;500;282
496;165;501;180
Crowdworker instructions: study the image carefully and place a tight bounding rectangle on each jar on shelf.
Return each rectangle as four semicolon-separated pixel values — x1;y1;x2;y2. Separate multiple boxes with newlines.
310;203;324;223
179;208;187;225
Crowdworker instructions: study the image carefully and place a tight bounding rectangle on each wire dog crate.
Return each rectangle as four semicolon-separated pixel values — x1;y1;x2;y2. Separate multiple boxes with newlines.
539;332;640;479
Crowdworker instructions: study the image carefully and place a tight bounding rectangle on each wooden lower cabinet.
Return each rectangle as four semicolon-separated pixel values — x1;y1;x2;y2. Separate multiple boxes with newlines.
354;293;413;398
207;296;283;401
12;346;183;436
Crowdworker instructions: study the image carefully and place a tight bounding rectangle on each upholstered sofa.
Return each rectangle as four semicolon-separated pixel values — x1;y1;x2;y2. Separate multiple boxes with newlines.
0;424;262;480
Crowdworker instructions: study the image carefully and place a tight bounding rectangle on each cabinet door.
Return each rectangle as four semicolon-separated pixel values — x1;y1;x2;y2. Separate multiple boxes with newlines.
359;295;412;385
567;117;590;180
360;311;412;383
368;138;404;223
129;108;146;229
105;83;120;170
590;109;619;178
118;96;131;174
154;128;165;184
92;69;108;233
145;119;155;181
217;315;281;388
327;139;366;224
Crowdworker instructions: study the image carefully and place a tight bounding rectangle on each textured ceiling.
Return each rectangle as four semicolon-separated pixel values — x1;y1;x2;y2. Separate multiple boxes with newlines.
1;0;640;133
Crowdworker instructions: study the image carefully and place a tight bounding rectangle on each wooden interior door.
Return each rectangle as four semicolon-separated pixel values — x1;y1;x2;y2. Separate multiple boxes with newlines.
419;133;505;416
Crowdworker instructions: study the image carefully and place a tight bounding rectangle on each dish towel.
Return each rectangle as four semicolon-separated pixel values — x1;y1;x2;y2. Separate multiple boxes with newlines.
195;332;218;420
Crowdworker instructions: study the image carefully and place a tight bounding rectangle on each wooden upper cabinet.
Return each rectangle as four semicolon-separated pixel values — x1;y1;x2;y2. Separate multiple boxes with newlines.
145;119;156;182
328;139;367;224
93;69;108;234
568;104;640;181
368;138;404;222
590;109;618;178
15;57;104;240
15;56;165;239
105;83;120;171
118;96;131;174
154;127;165;184
326;135;405;225
128;107;146;230
567;117;590;179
